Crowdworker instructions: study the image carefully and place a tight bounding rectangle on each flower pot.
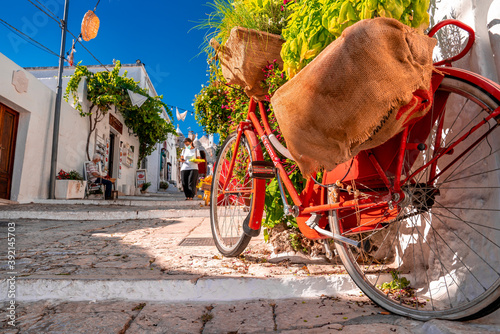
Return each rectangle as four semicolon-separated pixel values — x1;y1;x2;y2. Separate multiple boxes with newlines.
55;180;87;199
213;27;284;101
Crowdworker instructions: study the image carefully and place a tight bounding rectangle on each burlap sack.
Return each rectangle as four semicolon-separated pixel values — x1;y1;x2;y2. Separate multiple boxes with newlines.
213;27;284;101
271;18;437;176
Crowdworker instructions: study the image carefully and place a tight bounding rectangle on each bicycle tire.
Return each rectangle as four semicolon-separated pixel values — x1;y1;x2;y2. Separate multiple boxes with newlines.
330;74;500;320
210;132;257;257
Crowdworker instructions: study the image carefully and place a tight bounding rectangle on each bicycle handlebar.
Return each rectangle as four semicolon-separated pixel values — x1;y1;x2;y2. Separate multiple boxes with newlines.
427;19;475;66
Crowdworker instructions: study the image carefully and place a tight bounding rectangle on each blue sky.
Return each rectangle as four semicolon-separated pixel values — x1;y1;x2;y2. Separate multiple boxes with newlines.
0;0;215;140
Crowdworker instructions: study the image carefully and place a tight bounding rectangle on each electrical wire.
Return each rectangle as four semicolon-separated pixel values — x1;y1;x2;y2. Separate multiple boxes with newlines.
166;104;195;116
28;0;109;71
0;17;61;58
26;0;60;25
66;29;110;71
93;0;101;12
32;0;62;21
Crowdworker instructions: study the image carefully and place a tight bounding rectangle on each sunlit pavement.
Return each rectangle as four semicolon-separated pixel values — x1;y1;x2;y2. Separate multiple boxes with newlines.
0;191;498;332
1;298;498;333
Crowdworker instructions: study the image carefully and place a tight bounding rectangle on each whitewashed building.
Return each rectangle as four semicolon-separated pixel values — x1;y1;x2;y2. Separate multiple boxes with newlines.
0;53;176;202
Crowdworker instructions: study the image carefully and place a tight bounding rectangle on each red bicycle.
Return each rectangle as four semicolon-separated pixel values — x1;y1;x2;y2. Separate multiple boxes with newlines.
210;20;500;320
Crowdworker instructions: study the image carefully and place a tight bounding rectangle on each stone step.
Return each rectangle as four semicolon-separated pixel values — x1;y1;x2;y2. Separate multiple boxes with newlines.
0;275;361;303
0;198;210;220
0;207;209;220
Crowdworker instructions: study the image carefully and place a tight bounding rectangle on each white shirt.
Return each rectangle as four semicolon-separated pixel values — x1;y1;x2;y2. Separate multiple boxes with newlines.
180;147;199;171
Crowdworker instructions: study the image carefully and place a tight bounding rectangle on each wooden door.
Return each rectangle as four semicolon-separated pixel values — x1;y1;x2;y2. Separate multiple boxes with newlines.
0;104;19;199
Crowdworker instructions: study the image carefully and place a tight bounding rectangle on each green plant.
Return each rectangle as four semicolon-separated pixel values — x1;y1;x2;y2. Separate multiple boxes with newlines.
197;0;291;54
263;169;304;229
141;182;151;192
64;61;176;163
378;270;411;291
281;0;431;79
262;59;287;98
159;181;169;190
289;232;308;253
56;169;84;180
193;63;250;143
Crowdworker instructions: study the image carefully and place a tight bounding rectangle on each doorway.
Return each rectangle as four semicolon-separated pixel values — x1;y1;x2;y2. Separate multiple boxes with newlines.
0;104;19;199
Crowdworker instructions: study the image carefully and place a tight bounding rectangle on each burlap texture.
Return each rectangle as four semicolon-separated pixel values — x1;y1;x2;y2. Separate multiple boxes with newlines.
216;27;284;101
271;18;437;176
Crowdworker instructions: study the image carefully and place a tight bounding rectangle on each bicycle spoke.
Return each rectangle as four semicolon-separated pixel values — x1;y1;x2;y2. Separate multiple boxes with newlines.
421;210;494;290
437;125;498;186
414;213;435;310
405;209;474;303
432;199;500;253
438;167;500;185
417;210;471;305
431;211;500;232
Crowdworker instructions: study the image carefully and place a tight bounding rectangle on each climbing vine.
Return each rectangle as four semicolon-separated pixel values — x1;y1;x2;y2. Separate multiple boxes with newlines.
64;61;176;163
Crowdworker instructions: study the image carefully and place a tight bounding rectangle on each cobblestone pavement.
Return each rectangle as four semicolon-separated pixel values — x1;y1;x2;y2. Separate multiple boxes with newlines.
1;297;499;333
0;193;499;333
0;215;339;280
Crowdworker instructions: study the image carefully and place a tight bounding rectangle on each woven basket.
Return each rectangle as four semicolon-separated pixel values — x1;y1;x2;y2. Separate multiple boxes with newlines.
213;27;284;101
81;10;100;41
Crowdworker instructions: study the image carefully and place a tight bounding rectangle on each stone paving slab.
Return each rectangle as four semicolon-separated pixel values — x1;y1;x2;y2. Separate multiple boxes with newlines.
1;298;498;333
0;217;336;282
0;216;362;304
32;192;203;207
0;203;210;220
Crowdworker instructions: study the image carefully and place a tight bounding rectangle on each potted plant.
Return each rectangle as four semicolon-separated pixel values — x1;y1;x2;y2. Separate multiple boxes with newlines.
159;181;169;190
140;182;151;194
55;169;87;199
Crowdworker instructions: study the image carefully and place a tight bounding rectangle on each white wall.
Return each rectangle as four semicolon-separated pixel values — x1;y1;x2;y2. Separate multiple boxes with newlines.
30;64;155;194
431;0;499;82
0;54;145;202
0;52;87;202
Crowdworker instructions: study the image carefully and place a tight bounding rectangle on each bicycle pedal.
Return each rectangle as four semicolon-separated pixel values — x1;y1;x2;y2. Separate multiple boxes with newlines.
249;161;276;179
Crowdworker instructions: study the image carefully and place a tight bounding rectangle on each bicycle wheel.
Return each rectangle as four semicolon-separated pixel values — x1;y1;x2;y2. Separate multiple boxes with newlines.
210;132;257;257
330;74;500;320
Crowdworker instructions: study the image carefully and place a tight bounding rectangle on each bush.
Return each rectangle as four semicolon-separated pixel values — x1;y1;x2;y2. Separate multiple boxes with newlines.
141;182;151;192
56;169;83;180
159;181;169;190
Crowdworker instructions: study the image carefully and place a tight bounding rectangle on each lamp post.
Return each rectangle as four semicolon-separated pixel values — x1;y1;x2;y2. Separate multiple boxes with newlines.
49;0;70;199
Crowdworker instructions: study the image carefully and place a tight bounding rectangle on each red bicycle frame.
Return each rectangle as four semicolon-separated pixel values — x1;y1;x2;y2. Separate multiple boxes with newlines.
223;19;500;239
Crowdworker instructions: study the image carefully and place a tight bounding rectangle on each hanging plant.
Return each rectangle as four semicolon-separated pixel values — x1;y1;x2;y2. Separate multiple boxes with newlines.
64;61;176;163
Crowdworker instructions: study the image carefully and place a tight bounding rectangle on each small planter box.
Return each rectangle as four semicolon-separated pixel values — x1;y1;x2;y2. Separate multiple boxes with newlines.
55;180;87;199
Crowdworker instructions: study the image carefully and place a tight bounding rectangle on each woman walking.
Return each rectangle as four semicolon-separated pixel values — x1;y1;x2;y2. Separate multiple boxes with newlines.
180;138;201;200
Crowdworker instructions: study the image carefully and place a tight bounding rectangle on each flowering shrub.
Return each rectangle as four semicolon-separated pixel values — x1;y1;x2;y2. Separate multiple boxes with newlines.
56;169;84;180
194;64;250;143
262;59;287;100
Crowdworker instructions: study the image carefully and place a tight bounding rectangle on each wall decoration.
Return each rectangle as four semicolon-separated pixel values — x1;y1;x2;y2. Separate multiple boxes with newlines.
120;142;134;168
118;142;123;179
95;132;106;157
136;169;146;187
